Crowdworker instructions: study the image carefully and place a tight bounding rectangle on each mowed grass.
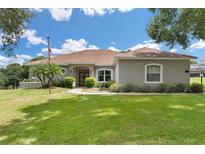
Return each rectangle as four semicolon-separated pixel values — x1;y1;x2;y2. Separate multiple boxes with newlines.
0;88;205;144
190;77;205;85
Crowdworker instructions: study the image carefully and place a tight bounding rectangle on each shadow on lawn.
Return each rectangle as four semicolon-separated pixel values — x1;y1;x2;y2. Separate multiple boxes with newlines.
0;95;126;144
0;94;205;144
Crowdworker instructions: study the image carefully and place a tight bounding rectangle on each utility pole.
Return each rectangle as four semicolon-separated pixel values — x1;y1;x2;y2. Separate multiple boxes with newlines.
47;35;51;94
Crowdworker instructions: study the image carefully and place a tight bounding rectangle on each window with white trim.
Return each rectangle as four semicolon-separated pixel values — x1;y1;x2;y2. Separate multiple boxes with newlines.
145;64;163;83
97;69;112;82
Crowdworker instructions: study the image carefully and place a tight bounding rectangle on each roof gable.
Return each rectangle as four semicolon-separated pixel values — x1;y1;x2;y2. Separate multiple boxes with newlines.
28;50;120;66
28;48;197;66
116;47;197;59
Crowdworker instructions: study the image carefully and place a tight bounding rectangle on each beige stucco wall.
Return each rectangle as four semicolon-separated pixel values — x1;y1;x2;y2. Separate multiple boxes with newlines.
117;59;190;85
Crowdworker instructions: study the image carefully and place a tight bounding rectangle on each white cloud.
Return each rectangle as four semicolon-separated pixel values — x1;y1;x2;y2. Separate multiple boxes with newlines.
29;8;44;12
36;53;44;57
118;8;134;13
170;49;177;53
127;40;160;51
41;48;62;55
0;54;33;67
48;9;72;21
189;39;205;50
81;8;134;16
108;46;120;51
40;38;99;56
81;8;114;16
22;29;46;45
61;38;98;52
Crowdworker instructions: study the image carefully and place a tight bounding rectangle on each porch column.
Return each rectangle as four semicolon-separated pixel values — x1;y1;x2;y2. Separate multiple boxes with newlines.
89;66;94;77
69;66;74;76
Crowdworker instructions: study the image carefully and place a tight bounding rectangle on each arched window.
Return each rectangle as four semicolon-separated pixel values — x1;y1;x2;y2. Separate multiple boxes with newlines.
145;64;163;83
96;69;113;82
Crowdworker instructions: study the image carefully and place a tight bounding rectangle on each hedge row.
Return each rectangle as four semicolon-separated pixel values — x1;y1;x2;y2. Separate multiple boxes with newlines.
109;83;204;93
53;77;113;88
52;76;75;88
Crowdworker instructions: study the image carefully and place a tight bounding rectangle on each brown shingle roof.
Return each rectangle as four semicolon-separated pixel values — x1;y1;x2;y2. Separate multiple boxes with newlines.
116;48;197;59
28;50;120;66
28;48;197;66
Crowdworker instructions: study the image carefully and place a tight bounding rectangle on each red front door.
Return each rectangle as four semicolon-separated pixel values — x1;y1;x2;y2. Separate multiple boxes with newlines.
78;70;89;86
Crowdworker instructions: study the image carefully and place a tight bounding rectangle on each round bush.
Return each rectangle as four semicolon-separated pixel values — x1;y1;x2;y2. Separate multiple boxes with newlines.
64;76;75;88
85;77;96;88
105;80;115;88
190;83;204;93
109;83;120;92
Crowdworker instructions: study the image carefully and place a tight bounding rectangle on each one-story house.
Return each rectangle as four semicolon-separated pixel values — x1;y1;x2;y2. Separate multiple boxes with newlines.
28;47;197;87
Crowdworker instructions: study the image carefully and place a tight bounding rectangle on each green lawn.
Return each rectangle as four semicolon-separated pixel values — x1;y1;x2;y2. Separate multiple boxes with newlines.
190;77;205;85
0;88;205;144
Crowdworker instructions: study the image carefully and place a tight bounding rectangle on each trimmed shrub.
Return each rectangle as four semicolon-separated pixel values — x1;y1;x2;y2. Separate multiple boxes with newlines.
96;82;103;88
105;80;115;88
52;79;65;87
64;76;75;88
109;83;120;92
110;83;204;93
184;84;192;93
96;81;115;88
190;83;204;93
133;85;140;92
158;84;170;93
175;83;187;92
85;77;96;88
152;86;161;93
167;84;177;93
119;83;134;92
138;85;153;93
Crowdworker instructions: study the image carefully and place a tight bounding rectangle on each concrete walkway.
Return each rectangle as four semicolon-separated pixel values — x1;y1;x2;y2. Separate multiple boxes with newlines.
69;88;116;95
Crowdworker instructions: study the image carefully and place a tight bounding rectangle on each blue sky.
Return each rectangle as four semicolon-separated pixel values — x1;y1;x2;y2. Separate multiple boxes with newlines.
0;8;205;67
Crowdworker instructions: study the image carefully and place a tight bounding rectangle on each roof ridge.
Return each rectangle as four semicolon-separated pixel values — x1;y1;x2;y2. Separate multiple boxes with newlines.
53;49;119;57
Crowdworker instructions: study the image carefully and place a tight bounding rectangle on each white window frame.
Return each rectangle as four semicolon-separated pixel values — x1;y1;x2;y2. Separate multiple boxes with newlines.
145;63;163;83
96;68;113;82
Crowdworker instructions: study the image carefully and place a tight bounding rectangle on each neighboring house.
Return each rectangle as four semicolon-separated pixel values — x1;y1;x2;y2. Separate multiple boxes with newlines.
190;64;205;77
28;47;196;87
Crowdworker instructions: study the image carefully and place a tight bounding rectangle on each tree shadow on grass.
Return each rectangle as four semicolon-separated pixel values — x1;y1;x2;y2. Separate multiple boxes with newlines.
0;95;205;144
0;95;127;144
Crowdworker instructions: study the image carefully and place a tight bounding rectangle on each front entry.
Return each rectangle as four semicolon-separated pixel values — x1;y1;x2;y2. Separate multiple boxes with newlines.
78;70;89;86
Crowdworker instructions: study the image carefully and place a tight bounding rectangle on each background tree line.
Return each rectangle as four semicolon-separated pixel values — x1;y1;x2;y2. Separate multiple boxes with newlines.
0;56;46;89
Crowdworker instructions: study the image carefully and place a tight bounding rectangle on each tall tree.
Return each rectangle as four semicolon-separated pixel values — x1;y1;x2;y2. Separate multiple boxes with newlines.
0;68;7;88
5;63;23;89
21;65;30;80
31;64;63;88
0;9;33;55
147;9;205;49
